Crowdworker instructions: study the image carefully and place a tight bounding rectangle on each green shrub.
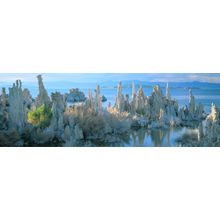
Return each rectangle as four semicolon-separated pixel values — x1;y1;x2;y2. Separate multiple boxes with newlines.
28;104;52;128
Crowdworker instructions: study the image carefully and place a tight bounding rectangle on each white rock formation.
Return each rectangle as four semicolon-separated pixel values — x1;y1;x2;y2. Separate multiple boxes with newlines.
0;87;7;107
8;80;27;132
49;92;65;137
207;103;219;122
132;81;135;99
150;85;165;120
86;89;94;109
0;88;8;129
124;94;131;112
35;75;51;107
74;124;84;140
195;103;204;119
189;89;196;118
95;85;102;110
135;86;146;115
199;103;220;146
166;83;171;100
23;88;33;109
115;82;125;112
180;89;204;121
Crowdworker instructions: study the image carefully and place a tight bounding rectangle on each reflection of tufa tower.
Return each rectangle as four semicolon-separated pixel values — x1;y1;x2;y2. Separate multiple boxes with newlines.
198;122;204;142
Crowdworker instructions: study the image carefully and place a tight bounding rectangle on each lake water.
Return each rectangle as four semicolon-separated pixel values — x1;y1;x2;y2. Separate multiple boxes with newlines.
0;73;219;146
126;127;197;147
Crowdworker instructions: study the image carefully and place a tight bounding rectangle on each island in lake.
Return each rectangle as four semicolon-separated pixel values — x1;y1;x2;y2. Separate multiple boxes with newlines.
0;73;220;147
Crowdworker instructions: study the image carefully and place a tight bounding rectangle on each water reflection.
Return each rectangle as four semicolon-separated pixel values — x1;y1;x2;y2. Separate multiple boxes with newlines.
127;127;196;147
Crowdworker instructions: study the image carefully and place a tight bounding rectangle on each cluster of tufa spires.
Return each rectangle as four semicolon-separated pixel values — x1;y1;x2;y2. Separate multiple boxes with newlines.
0;75;219;146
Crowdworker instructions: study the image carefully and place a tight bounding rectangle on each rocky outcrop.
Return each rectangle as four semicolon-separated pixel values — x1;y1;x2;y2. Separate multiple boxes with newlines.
206;103;219;122
35;75;51;107
115;82;125;112
85;89;94;109
0;76;217;147
124;94;131;112
166;83;171;100
65;88;86;103
74;124;84;140
201;103;220;146
135;86;147;115
8;80;27;132
95;85;102;110
179;103;220;146
112;82;181;128
150;85;166;120
23;88;34;109
189;89;195;116
49;92;65;138
178;89;205;122
0;88;8;130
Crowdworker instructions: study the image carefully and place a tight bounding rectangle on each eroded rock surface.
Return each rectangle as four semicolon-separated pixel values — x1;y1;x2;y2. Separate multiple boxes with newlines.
35;74;51;107
8;80;27;132
66;88;86;103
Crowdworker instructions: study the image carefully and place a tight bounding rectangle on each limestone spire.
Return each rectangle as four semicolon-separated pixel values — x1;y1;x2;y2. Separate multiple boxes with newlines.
8;79;27;132
0;87;7;107
208;102;219;121
36;74;51;107
166;83;171;100
132;81;136;99
115;81;124;112
50;92;65;136
189;89;195;115
95;85;102;110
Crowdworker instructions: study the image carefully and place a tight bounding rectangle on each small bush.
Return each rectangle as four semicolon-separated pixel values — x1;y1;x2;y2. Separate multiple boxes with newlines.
28;104;52;128
0;130;20;146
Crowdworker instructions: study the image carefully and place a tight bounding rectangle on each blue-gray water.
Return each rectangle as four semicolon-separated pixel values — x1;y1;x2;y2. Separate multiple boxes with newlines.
0;73;219;146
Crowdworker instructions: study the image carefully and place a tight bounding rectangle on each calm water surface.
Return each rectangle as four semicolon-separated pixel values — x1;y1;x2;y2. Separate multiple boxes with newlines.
125;127;197;147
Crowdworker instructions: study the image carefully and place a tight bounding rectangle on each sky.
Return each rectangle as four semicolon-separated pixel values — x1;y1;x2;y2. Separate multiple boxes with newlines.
0;73;220;83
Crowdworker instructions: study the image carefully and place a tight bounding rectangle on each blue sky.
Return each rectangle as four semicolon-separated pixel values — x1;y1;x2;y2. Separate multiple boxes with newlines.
0;73;220;83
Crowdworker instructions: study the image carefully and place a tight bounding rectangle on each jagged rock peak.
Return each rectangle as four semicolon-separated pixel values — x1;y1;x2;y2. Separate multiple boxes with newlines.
207;102;219;122
189;89;195;115
153;85;163;95
36;74;51;107
50;92;65;136
136;86;145;97
95;85;102;110
8;80;27;132
115;82;125;112
0;87;7;106
132;81;136;99
23;88;33;109
166;83;171;100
